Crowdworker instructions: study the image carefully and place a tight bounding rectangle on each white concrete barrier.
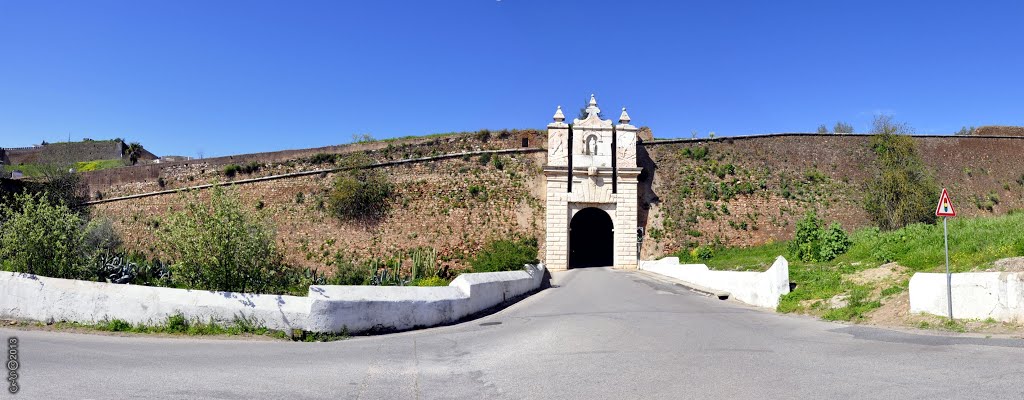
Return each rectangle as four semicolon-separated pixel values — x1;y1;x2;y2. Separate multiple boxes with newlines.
0;271;311;331
0;264;548;334
909;272;1024;321
639;256;790;308
306;264;546;333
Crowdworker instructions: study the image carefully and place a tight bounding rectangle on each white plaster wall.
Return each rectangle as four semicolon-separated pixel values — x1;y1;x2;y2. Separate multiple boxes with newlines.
639;256;790;308
0;271;311;331
0;264;548;334
295;263;547;333
909;272;1024;321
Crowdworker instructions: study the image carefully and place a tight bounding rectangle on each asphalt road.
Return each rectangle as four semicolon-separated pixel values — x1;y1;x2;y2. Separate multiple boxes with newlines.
5;267;1024;399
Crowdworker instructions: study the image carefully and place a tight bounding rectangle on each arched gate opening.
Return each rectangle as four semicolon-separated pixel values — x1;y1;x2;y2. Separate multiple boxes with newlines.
569;207;614;268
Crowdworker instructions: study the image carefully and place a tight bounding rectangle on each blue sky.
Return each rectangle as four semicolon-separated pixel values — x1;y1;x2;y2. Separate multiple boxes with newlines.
1;1;1022;157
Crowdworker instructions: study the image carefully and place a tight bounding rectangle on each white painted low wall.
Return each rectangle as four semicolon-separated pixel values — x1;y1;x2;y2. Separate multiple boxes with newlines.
0;271;311;331
306;264;547;333
0;264;548;334
909;272;1024;321
639;256;790;309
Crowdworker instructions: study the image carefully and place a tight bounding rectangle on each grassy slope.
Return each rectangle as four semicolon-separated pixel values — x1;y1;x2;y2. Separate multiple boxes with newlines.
683;212;1024;321
3;159;125;177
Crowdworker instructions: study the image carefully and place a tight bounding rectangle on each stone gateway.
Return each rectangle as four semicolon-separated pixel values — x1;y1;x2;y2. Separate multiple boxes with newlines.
544;95;641;270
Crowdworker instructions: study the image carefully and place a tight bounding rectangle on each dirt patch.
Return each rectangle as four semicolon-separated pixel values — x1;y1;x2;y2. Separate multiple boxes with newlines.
987;257;1024;272
865;291;911;326
844;262;908;285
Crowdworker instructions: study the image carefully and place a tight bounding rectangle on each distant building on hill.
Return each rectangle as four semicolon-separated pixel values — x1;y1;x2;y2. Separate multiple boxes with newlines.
0;139;158;167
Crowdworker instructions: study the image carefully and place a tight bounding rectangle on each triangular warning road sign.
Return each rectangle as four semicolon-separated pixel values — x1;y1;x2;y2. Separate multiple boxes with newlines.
935;188;956;217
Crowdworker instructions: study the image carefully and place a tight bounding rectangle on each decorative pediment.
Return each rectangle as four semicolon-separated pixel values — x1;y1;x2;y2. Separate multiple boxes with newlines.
572;94;613;129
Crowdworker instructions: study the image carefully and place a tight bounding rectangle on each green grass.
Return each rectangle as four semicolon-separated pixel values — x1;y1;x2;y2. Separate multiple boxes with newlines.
1;163;52;177
75;159;125;172
3;159;125;177
43;314;353;341
680;212;1024;320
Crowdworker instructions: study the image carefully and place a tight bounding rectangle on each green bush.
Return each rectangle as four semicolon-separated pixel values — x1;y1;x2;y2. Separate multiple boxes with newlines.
818;222;852;262
788;211;850;262
864;119;939;230
327;169;394;222
158;186;289;293
309;153;338;164
470;237;539;272
222;164;241;177
0;193;89;279
328;253;372;285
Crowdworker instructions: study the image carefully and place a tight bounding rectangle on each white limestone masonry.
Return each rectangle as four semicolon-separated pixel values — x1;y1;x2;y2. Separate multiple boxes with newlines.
544;95;642;270
639;256;791;309
0;264;547;334
909;271;1024;322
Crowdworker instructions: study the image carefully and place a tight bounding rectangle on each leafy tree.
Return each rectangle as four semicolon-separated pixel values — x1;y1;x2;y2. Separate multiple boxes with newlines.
0;193;88;278
955;126;976;136
816;124;829;134
159;186;288;293
834;121;854;134
864;115;939;230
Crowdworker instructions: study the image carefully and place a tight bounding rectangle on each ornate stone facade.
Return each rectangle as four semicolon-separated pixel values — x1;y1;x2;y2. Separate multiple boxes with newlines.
544;95;641;270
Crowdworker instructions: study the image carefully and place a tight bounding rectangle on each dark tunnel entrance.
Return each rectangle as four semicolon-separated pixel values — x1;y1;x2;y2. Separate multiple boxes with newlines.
569;207;614;268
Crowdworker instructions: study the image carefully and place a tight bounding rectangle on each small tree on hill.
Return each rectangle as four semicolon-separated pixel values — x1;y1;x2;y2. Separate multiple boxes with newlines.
816;124;829;134
863;115;939;230
834;121;854;134
955;126;976;136
125;142;145;165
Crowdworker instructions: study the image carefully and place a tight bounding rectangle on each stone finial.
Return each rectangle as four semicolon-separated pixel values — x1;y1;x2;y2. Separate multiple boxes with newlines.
585;94;601;118
619;107;631;124
552;105;565;122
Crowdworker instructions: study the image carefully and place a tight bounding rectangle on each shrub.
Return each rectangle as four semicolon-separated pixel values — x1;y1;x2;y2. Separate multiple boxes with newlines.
833;121;854;134
222;164;241;177
682;146;708;160
692;245;714;260
159;186;289;293
327;169;394;222
309;153;337;164
478;153;492;165
818;222;852;262
470;237;539;272
0;193;89;279
328;253;372;285
492;155;505;170
83;218;122;252
790;211;823;262
863;118;939;230
788;211;851;262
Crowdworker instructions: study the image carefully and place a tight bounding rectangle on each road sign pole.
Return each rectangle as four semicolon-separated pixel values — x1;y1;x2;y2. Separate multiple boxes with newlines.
944;216;952;320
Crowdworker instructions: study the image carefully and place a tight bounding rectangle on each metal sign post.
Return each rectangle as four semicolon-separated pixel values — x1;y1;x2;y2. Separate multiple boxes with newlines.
935;188;957;320
943;216;952;319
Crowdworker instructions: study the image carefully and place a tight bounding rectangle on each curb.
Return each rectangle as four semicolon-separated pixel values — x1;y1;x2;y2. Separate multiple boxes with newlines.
635;270;731;300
